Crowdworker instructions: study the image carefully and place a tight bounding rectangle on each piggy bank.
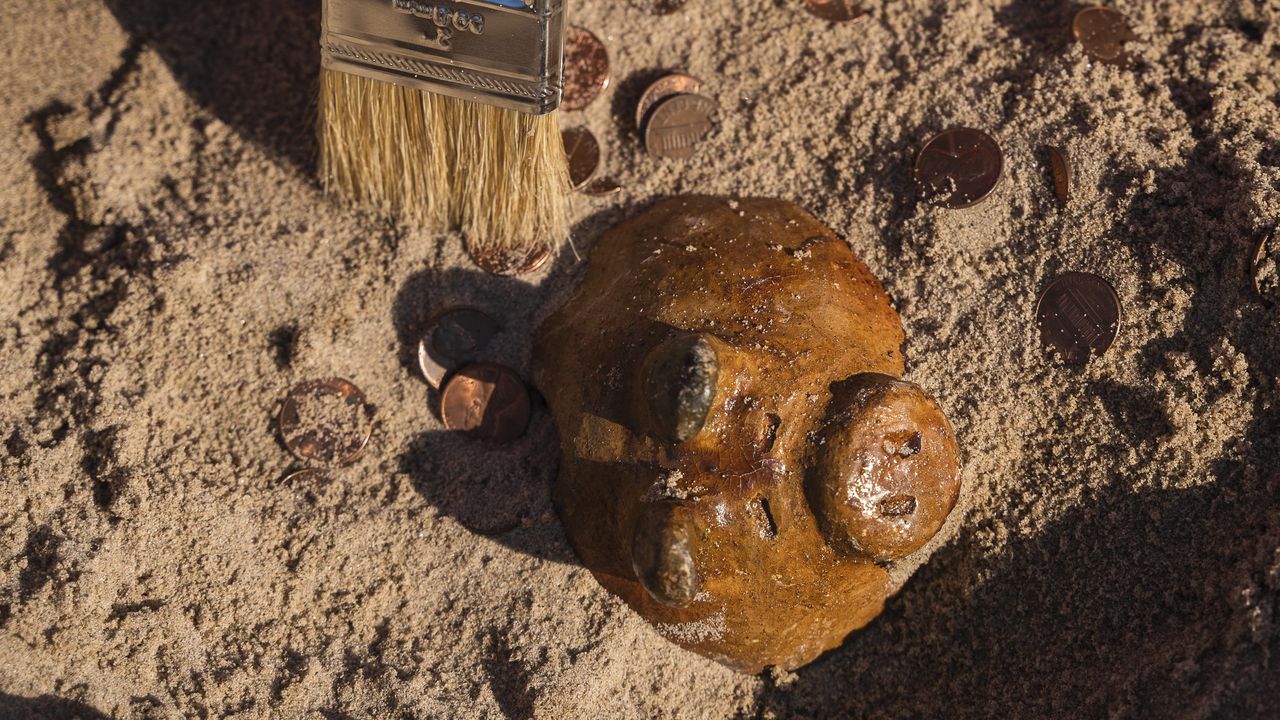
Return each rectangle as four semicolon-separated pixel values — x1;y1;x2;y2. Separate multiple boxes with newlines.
534;196;961;672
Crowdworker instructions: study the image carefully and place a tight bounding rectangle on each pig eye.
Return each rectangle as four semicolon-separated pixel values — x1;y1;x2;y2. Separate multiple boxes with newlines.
643;334;719;443
632;503;699;607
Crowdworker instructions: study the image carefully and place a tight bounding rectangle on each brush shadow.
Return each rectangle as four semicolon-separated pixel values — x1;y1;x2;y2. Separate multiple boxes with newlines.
101;0;320;174
609;67;678;144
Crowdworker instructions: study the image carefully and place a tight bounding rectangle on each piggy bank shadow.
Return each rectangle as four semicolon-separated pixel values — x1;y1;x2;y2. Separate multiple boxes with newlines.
753;470;1280;716
102;0;319;174
391;202;649;565
0;693;111;719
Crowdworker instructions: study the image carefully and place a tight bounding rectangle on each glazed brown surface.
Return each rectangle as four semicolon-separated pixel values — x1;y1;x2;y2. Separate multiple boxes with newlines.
535;196;961;672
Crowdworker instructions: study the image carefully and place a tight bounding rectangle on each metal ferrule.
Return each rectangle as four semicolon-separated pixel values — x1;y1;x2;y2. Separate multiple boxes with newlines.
322;0;565;114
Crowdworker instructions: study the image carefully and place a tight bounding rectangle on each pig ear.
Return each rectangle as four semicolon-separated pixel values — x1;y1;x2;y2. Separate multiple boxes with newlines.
642;333;719;443
804;373;961;562
631;502;699;607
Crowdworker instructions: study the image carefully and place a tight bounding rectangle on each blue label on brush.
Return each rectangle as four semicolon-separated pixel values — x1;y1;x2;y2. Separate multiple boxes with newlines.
469;0;527;7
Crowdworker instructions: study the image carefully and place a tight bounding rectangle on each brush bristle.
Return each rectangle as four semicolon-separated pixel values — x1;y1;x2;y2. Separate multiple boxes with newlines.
319;69;571;255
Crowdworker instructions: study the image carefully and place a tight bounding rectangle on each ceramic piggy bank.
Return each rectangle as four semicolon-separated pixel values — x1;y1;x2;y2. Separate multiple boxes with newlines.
534;196;961;673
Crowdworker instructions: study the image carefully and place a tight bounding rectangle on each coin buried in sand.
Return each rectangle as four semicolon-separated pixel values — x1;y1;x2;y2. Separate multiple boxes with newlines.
417;307;501;389
465;237;551;277
803;0;867;23
440;363;531;442
1254;230;1278;304
279;378;376;466
1073;6;1137;66
915;128;1004;209
562;26;610;111
562;127;601;189
281;468;331;484
1036;272;1121;366
630;0;685;15
582;177;622;197
1047;146;1071;206
645;94;718;159
635;74;703;130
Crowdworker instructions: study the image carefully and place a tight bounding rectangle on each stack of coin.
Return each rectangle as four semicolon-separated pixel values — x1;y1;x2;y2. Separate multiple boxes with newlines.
417;307;533;443
440;363;531;443
636;74;719;159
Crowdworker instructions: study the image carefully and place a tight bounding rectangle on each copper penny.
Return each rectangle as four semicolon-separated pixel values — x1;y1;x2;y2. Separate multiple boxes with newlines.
1073;6;1137;66
278;378;376;466
915;128;1004;209
1036;272;1121;366
562;26;610;112
803;0;867;23
465;237;552;276
1253;229;1278;304
562;127;601;189
645;94;718;160
282;468;331;484
635;74;703;130
1047;146;1071;206
629;0;686;15
581;177;622;197
440;363;531;442
417;307;501;389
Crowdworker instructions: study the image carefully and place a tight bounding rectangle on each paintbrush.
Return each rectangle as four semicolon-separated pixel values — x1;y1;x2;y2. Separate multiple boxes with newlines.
319;0;570;272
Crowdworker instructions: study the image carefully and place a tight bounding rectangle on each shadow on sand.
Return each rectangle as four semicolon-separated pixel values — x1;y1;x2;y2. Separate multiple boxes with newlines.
102;0;320;173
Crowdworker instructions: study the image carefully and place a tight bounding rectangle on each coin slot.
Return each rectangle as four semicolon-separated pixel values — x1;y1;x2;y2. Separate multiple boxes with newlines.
758;413;781;453
750;496;778;540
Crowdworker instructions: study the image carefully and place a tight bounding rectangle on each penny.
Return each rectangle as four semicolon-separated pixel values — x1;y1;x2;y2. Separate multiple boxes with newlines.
281;468;331;484
1073;6;1137;66
629;0;686;15
1254;229;1278;304
562;127;601;189
1047;146;1071;206
417;307;501;389
465;237;551;276
562;26;610;112
440;363;531;442
635;74;704;130
645;94;718;160
581;177;622;197
914;128;1004;209
803;0;867;23
278;378;376;466
1035;272;1121;366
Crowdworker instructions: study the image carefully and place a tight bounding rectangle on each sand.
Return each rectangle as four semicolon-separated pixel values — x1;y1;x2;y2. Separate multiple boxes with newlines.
2;0;1279;717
